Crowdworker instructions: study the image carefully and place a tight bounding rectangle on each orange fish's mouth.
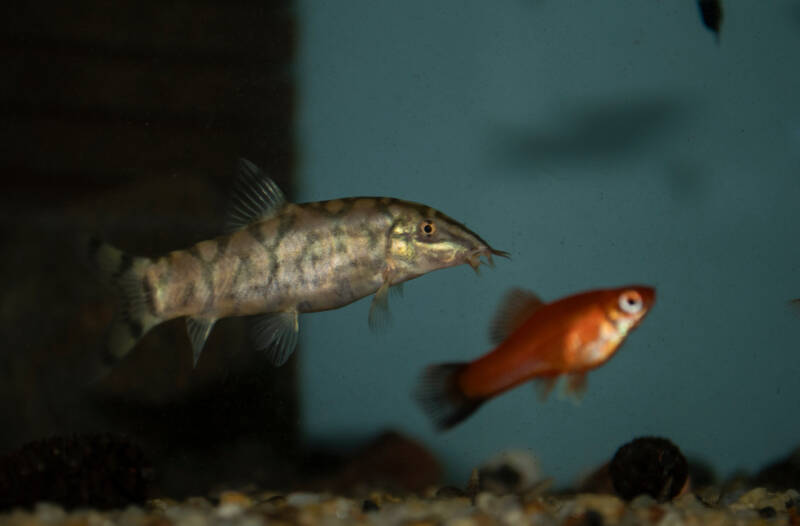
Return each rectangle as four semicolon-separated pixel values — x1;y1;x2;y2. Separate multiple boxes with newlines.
468;246;510;272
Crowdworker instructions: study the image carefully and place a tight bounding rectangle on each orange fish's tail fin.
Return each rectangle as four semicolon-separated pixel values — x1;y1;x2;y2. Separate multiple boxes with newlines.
414;363;484;431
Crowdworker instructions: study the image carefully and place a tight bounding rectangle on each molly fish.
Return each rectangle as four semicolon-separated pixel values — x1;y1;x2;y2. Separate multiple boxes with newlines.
415;285;655;430
88;159;508;372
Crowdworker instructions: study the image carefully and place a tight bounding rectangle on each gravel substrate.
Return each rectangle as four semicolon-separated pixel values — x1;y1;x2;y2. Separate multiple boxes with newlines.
1;486;798;526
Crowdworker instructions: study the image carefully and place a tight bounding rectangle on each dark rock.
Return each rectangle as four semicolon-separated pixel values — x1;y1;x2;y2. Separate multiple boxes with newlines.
302;431;441;494
565;509;605;526
480;464;521;494
687;457;717;488
609;436;688;502
577;462;614;494
0;433;150;510
758;506;777;518
435;486;466;499
754;446;800;491
361;499;379;512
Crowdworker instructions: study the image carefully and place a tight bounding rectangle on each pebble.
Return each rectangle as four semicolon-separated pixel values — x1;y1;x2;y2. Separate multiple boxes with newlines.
217;492;252;509
2;486;800;526
33;504;65;525
435;486;467;499
730;487;799;512
284;492;323;507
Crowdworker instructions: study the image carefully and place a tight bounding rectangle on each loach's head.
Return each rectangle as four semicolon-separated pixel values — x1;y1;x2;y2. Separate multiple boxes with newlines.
603;285;656;336
387;200;509;279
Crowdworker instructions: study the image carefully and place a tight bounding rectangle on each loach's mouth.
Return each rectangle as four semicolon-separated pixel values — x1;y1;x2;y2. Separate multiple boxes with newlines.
467;246;510;272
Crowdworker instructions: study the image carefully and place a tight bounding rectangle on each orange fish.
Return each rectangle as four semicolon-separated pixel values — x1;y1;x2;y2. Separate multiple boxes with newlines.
415;285;656;430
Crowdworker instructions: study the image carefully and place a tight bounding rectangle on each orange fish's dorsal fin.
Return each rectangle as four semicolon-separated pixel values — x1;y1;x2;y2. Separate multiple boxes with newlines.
489;288;546;344
225;158;288;232
535;377;558;401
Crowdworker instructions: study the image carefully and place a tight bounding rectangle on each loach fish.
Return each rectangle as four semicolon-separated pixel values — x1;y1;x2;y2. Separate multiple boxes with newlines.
86;159;508;374
415;285;655;430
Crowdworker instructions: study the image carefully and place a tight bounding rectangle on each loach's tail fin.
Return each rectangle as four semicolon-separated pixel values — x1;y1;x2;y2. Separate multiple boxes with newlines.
414;363;484;431
81;234;161;378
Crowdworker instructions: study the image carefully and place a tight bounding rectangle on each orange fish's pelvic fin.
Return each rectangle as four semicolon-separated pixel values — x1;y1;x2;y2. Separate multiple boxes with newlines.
186;317;217;367
225;158;287;232
251;310;300;366
490;288;546;344
535;377;559;401
415;363;484;431
565;372;588;401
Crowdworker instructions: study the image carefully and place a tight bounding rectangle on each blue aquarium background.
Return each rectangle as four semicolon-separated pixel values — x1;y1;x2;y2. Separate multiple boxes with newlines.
2;0;799;502
296;0;800;486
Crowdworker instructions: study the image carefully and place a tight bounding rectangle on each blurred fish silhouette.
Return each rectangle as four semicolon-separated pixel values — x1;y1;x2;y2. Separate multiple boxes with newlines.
698;0;723;41
85;159;508;375
416;285;655;430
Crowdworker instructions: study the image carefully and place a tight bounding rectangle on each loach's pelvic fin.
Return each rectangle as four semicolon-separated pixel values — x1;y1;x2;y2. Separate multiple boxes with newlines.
414;363;484;431
225;158;287;231
186;317;217;366
489;288;545;344
82;235;161;377
251;310;300;366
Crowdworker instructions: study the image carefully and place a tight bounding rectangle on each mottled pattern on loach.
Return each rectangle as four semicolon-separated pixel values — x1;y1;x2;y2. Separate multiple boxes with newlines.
86;159;508;375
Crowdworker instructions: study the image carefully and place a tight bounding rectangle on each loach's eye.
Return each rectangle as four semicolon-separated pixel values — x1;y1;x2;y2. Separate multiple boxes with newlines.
618;290;643;314
419;220;436;237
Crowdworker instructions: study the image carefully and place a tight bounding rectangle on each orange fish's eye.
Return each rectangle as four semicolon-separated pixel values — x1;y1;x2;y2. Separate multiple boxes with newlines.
618;290;643;314
419;220;436;237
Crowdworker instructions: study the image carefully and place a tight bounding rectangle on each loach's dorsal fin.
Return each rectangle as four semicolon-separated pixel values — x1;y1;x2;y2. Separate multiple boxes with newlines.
225;158;288;231
489;288;545;344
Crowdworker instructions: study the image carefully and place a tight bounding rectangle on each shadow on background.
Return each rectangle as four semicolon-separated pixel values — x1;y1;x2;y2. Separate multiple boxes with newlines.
489;95;690;167
487;94;711;201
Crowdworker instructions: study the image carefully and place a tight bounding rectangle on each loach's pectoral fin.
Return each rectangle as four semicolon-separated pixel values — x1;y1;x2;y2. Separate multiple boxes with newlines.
369;267;399;329
252;310;299;366
186;317;217;367
369;280;397;329
368;282;391;329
